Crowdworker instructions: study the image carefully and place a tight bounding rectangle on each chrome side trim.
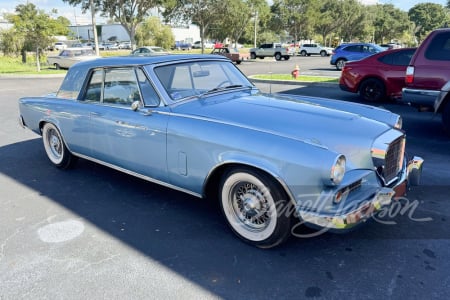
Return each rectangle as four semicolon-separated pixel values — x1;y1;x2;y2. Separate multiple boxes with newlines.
72;152;202;199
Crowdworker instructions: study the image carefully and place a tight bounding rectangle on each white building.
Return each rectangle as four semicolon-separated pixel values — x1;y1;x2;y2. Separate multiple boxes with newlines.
68;23;200;43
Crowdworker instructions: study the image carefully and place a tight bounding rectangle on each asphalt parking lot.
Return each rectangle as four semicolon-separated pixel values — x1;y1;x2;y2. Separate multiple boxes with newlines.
1;57;449;299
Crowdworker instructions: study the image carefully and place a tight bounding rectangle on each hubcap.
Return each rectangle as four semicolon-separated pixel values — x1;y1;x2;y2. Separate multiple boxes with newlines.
232;182;271;230
48;129;62;158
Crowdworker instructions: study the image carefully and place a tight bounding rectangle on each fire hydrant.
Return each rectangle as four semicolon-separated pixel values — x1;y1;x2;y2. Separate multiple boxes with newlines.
291;65;300;79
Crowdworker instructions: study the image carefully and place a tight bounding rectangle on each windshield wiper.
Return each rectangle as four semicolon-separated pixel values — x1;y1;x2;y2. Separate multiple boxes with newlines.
203;85;252;95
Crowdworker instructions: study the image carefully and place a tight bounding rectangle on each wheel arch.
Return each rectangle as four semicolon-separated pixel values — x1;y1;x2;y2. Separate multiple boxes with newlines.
39;120;73;152
203;161;294;205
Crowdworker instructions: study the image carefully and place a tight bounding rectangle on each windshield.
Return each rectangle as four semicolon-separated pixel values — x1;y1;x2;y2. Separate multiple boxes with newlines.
153;60;254;101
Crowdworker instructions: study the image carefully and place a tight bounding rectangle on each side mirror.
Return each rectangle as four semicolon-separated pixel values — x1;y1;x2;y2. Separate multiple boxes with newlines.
131;100;141;111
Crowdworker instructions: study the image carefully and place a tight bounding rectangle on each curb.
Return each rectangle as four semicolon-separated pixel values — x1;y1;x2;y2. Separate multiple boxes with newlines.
248;76;339;88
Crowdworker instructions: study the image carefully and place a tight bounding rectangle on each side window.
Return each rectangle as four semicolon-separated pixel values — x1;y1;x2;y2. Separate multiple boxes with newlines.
345;45;361;52
425;32;450;61
103;68;141;105
378;53;394;65
84;69;103;102
136;68;160;107
392;49;415;66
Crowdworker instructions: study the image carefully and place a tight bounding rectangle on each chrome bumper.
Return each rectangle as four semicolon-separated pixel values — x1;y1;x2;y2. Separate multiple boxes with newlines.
298;187;395;230
298;156;424;231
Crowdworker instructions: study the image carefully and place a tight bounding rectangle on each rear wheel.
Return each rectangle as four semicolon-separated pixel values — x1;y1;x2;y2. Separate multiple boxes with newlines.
219;167;293;248
275;53;282;61
335;59;346;70
250;52;256;59
284;56;290;60
359;78;385;102
42;123;76;169
442;101;450;134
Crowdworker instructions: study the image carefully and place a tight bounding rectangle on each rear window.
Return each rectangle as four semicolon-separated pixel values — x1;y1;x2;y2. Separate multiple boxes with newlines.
425;31;450;61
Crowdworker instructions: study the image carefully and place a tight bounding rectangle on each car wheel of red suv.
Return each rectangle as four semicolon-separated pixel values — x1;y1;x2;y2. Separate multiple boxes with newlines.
359;78;385;102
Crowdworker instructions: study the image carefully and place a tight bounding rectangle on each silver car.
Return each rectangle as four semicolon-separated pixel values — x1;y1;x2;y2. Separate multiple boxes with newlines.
18;55;423;248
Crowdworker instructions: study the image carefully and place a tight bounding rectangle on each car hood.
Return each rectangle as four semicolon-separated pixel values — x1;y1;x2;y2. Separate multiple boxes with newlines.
171;91;393;168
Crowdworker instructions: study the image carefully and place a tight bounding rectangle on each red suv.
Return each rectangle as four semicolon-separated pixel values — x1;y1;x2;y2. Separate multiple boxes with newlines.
402;28;450;133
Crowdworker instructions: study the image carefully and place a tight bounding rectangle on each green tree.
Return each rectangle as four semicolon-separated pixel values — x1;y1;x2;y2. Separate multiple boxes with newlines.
163;0;226;53
337;0;367;42
63;0;163;46
135;16;174;48
314;0;345;46
2;3;66;70
372;4;410;44
409;3;448;43
269;0;318;42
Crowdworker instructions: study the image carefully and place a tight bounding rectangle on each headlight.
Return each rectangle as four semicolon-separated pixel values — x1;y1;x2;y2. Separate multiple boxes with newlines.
329;155;346;186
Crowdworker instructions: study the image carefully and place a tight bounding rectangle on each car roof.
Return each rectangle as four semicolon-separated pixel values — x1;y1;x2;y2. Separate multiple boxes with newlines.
73;54;229;69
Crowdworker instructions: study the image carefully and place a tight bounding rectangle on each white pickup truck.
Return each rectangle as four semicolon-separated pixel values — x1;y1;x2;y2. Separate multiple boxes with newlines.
250;43;293;61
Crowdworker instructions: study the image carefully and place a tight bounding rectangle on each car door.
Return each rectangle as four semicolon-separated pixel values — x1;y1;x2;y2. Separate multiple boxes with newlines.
378;49;416;96
81;67;169;182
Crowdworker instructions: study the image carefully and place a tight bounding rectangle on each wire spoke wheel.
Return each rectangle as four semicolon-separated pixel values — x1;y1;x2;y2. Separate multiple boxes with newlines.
42;123;76;169
219;168;292;248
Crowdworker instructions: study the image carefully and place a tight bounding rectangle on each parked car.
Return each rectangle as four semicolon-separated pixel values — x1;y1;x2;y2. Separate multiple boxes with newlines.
173;41;192;50
47;47;99;69
18;55;423;248
402;28;450;133
339;48;416;102
118;41;132;49
130;46;170;56
330;43;385;70
193;41;214;49
210;47;250;64
299;43;333;57
50;42;67;51
250;43;292;61
98;42;118;50
82;42;95;49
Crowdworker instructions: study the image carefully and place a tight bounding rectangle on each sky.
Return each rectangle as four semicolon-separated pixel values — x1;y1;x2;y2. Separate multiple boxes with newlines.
0;0;448;25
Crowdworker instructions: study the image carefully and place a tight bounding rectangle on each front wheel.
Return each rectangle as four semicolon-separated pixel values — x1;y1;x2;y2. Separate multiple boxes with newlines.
219;167;293;248
320;51;327;57
42;123;76;169
250;52;256;59
54;63;61;70
300;50;307;56
359;78;385;102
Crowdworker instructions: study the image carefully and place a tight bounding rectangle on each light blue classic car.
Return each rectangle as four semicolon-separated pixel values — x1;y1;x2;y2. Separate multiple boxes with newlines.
19;55;423;248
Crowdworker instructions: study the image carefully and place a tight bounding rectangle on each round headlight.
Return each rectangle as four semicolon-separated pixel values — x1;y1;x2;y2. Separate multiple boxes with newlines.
330;155;346;186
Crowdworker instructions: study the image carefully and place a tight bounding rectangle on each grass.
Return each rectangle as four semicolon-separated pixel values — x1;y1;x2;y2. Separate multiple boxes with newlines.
0;54;66;75
0;49;203;74
250;73;339;83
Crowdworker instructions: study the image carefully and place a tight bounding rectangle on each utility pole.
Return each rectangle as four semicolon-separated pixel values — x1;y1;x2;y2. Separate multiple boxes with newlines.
90;0;100;56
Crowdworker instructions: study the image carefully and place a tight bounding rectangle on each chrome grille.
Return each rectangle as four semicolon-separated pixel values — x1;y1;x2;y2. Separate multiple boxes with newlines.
382;136;405;184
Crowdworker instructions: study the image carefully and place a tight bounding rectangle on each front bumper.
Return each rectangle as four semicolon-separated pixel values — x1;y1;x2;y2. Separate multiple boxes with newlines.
297;156;424;231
